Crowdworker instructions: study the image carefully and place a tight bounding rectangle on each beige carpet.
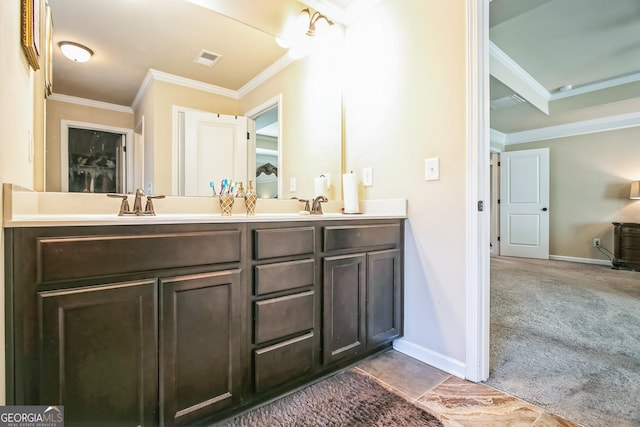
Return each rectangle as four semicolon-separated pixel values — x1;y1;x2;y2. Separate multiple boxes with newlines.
486;256;640;427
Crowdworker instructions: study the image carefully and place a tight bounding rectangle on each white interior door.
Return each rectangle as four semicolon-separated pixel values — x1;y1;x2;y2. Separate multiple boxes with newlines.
499;147;550;259
183;112;248;196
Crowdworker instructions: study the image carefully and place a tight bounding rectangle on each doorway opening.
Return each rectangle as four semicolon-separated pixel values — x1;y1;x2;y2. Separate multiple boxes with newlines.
60;120;135;194
246;95;283;199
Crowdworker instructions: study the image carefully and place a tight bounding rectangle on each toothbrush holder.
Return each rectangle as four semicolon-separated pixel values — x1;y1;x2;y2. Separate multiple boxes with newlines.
244;192;257;216
219;194;235;216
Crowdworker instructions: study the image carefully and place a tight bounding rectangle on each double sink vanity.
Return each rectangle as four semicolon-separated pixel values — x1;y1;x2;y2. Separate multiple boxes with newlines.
3;185;406;426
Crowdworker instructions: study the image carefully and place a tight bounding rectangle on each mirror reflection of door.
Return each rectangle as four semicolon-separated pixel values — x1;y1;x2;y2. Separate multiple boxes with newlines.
253;105;279;198
66;128;125;193
179;111;248;196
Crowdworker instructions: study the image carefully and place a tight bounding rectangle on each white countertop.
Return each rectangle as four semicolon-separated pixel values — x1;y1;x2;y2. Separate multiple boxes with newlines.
3;184;407;227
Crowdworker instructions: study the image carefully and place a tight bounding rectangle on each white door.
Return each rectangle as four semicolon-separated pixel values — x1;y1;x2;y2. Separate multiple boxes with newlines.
499;147;550;259
183;112;248;196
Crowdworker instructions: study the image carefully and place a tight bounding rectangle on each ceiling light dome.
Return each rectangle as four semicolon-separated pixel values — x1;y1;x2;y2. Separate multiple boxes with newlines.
59;41;93;63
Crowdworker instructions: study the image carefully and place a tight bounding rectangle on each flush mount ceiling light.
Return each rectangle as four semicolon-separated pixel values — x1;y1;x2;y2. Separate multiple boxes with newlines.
59;41;93;63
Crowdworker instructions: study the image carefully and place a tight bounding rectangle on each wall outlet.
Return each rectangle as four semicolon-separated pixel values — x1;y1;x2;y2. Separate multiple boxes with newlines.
289;177;296;192
593;238;601;247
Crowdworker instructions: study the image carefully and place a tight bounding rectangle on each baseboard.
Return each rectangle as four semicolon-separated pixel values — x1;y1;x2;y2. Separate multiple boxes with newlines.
392;338;466;379
550;255;612;266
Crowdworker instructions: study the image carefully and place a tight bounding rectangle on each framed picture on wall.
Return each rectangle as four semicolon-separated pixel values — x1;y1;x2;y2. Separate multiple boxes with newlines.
21;0;41;70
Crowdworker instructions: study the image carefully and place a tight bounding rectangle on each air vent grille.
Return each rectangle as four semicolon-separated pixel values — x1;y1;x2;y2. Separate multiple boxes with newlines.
194;49;222;68
490;94;526;110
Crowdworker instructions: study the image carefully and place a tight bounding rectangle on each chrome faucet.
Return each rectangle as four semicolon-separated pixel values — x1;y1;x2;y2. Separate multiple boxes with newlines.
108;188;165;216
311;195;328;215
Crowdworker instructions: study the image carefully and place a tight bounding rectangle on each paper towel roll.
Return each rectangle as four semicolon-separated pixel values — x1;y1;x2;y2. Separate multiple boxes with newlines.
314;176;327;198
342;172;360;214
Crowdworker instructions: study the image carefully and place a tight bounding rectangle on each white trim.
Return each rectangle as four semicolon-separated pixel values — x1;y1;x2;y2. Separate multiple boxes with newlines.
244;94;284;199
489;41;549;114
393;339;466;379
60;120;134;193
549;255;612;266
465;0;490;383
48;93;133;114
238;55;295;98
503;111;640;145
550;71;640;101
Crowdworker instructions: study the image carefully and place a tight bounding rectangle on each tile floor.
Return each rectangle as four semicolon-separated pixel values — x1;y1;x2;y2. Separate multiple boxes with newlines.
353;349;582;427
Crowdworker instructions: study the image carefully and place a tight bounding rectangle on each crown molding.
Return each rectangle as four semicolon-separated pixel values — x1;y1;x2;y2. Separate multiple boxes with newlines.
549;71;640;100
497;111;640;145
48;93;134;114
237;53;296;98
489;41;550;114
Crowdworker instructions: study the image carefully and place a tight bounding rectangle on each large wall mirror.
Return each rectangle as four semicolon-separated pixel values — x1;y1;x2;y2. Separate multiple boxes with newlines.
45;0;343;200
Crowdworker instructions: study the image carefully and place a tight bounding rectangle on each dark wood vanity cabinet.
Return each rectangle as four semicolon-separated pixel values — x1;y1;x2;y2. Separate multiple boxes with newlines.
612;222;640;271
38;279;158;427
322;224;403;366
249;225;319;395
5;223;246;427
5;218;403;426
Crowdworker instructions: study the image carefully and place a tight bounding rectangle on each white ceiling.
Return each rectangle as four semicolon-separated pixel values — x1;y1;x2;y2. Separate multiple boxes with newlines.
489;0;640;137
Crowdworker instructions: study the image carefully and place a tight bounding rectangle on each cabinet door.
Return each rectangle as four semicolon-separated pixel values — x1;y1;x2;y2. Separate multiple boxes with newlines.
367;249;402;347
38;279;158;427
160;270;242;426
322;254;366;365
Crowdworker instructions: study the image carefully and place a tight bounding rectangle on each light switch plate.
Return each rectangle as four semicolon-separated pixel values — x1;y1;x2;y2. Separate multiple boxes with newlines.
362;167;373;186
425;158;440;181
289;177;297;192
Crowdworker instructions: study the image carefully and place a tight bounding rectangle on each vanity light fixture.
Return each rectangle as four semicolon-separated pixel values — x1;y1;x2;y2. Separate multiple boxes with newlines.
301;8;334;37
630;180;640;199
59;41;93;63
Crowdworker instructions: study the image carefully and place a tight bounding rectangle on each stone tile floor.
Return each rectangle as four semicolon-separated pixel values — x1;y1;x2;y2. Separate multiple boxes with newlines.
353;350;582;427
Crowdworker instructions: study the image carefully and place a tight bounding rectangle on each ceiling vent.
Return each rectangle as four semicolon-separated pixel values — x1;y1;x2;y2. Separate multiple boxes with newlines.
490;94;526;110
194;49;222;68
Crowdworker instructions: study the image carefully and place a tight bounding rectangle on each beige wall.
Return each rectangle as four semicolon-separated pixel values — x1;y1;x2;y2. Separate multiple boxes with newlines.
506;127;640;261
0;0;40;404
344;0;469;364
45;100;134;191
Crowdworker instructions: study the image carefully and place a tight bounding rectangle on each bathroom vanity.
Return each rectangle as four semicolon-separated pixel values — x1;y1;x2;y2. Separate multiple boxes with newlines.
4;191;405;426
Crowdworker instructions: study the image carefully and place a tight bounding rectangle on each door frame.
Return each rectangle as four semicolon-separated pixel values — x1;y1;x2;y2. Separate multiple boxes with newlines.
60;119;135;193
465;0;490;382
244;94;283;199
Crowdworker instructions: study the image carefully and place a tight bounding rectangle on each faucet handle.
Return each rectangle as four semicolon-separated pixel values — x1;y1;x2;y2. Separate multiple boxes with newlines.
144;194;165;215
298;198;311;212
107;193;131;216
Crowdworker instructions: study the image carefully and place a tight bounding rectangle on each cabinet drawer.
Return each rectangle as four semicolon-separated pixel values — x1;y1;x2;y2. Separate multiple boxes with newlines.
254;291;314;344
254;227;315;260
37;230;241;283
324;224;400;252
255;259;315;295
254;332;314;393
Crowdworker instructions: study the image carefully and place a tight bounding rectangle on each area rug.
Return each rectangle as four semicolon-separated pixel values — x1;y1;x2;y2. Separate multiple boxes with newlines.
217;370;443;426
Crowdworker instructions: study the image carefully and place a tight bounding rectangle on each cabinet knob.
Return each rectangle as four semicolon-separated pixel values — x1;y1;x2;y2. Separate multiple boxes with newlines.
541;207;548;211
